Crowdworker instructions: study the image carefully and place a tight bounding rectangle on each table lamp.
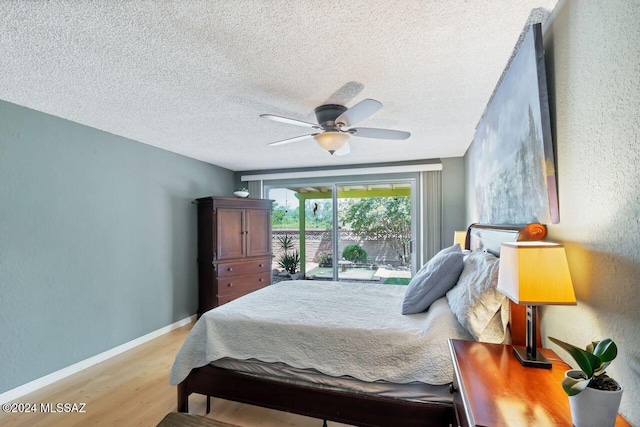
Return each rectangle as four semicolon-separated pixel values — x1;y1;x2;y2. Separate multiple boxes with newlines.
453;231;467;248
497;241;576;368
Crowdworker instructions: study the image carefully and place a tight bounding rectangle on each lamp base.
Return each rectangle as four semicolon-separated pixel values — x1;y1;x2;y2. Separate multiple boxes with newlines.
513;346;552;369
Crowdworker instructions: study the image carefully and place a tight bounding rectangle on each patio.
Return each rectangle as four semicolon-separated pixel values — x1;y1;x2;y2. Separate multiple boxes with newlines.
305;265;411;285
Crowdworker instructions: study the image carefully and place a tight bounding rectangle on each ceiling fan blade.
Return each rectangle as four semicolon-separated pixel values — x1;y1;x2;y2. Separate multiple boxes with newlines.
260;114;321;129
268;133;317;146
334;142;351;156
349;127;411;140
335;99;382;127
323;81;365;105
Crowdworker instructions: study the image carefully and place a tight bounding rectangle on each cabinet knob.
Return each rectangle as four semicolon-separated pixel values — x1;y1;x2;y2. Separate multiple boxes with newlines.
227;267;233;271
259;264;264;267
259;278;263;282
227;283;233;287
449;383;458;394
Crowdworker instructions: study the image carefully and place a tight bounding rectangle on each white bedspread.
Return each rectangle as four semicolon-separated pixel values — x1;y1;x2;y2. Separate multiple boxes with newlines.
169;280;472;386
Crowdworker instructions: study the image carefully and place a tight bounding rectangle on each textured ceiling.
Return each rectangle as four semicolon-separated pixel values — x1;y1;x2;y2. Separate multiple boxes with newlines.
0;1;557;171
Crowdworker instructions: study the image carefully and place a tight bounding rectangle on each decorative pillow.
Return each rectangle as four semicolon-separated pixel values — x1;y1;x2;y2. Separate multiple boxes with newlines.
439;243;463;256
446;251;508;343
412;244;461;278
402;245;464;314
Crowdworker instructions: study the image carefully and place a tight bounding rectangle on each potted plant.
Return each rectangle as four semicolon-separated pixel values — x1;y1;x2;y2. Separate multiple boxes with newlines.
234;187;249;198
549;336;622;427
316;251;333;267
275;234;302;278
277;250;300;275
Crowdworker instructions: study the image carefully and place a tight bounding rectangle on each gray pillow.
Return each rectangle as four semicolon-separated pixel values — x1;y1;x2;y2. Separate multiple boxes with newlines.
439;243;463;256
414;244;461;278
402;246;464;314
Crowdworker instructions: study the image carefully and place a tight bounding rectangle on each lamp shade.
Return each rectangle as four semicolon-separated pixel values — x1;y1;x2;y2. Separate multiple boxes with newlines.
453;231;466;248
497;241;576;305
314;132;349;154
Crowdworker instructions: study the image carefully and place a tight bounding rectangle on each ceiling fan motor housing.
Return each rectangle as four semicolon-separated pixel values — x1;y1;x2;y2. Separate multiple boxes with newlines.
314;104;347;129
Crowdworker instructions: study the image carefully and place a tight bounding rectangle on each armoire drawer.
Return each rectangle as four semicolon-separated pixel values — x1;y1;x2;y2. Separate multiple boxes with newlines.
216;258;271;277
217;272;270;296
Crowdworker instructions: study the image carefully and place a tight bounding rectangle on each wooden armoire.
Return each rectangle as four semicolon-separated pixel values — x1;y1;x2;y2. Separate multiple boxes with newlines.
196;197;273;316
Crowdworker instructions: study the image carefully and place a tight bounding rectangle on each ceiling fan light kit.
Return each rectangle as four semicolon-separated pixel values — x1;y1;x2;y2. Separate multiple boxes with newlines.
314;132;350;154
262;98;410;156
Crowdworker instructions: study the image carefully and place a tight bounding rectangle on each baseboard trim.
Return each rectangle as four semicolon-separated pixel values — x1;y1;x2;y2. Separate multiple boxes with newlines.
0;315;196;404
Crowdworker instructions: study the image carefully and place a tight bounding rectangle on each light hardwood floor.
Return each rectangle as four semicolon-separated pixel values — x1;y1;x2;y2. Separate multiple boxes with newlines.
0;323;349;427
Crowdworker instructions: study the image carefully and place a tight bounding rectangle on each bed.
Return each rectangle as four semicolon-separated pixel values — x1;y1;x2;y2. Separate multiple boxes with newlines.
172;223;546;427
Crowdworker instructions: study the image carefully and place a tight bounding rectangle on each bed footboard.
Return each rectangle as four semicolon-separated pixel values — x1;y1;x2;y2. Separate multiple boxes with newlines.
178;365;453;427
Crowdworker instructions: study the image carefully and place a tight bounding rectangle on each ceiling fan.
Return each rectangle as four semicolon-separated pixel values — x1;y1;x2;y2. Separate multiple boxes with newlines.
260;99;411;155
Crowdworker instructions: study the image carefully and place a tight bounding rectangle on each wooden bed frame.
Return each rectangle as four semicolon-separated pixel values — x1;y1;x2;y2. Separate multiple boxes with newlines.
177;223;546;427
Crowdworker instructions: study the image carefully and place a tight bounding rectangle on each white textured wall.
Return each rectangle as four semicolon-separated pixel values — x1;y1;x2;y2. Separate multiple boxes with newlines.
465;1;640;423
540;0;639;423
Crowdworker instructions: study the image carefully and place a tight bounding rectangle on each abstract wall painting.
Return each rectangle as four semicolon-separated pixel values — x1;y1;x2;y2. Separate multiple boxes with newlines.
468;23;559;225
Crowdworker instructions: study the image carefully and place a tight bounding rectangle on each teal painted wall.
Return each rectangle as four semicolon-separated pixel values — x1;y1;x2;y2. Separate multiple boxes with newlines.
0;100;234;394
440;157;466;247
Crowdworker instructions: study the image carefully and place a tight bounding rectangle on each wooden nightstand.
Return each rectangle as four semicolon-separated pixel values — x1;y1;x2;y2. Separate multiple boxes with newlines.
448;339;629;427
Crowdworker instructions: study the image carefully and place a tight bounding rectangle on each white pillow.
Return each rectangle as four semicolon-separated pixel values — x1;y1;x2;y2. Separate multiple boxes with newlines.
446;251;508;343
477;298;510;343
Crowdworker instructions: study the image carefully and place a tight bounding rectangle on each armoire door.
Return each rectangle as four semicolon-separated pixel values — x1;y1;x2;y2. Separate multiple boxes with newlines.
216;208;245;260
245;208;271;257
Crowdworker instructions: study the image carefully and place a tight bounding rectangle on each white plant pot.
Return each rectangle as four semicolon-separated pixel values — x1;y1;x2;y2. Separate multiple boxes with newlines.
234;191;249;198
565;370;623;427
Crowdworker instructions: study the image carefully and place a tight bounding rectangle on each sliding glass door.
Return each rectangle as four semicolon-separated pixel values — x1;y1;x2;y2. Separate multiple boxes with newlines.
267;186;333;281
297;186;334;281
336;182;413;284
267;178;415;284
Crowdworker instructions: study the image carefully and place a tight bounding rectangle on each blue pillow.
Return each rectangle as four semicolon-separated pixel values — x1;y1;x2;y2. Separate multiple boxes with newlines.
402;245;464;314
439;243;463;255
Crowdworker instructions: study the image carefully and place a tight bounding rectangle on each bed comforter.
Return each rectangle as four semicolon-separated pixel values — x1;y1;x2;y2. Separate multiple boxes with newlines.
170;280;471;386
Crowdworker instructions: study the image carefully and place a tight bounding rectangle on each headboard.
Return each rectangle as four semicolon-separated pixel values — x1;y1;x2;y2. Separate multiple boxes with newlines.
464;223;547;346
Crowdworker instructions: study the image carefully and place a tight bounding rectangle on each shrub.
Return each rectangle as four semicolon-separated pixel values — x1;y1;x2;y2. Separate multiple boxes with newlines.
278;250;300;274
316;251;333;267
342;245;367;263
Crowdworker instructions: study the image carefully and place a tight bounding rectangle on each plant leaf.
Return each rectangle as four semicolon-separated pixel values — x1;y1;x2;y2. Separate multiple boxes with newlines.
586;341;598;354
593;338;617;363
594;360;611;376
562;375;591;396
549;337;600;377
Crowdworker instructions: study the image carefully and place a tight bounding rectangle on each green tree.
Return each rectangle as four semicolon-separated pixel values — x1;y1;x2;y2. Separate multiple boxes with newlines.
271;202;299;229
340;197;411;265
271;201;286;226
272;199;334;229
